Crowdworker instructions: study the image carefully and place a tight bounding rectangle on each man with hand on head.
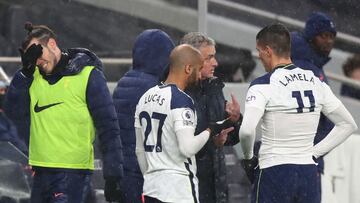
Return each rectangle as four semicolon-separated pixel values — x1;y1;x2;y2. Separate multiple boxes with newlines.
4;22;125;203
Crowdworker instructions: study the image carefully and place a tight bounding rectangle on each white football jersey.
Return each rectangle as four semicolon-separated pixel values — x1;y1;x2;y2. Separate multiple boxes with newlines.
135;83;199;203
245;64;341;169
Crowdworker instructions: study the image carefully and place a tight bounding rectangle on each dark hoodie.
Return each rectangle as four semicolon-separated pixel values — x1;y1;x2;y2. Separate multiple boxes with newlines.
112;29;174;173
290;31;334;173
4;48;124;178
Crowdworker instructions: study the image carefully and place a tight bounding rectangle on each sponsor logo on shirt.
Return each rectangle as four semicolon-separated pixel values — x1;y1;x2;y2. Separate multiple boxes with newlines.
246;95;256;102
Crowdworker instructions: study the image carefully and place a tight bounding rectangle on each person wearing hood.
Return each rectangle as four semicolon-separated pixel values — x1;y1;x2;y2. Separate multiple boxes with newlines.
0;80;28;155
4;23;124;203
290;11;337;199
112;29;175;203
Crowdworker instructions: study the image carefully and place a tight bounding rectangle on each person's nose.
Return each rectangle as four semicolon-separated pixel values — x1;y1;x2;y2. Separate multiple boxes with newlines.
325;35;335;45
212;57;218;68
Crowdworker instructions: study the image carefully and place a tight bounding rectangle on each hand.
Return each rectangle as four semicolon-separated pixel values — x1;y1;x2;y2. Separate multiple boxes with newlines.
226;94;241;123
213;127;234;147
19;44;43;77
208;117;233;137
104;178;125;202
241;156;258;184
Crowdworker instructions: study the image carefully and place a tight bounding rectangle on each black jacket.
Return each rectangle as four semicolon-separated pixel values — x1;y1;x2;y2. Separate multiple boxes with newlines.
187;77;240;203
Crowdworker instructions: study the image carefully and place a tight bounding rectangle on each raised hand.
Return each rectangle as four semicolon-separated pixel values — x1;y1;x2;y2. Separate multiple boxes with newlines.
19;44;43;77
226;94;241;123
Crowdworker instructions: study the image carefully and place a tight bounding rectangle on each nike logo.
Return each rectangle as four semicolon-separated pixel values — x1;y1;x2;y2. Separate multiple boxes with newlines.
54;192;64;198
34;101;63;113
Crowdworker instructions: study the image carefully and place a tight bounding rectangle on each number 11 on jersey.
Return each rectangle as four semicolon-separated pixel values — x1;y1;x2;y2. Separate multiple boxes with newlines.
292;90;315;113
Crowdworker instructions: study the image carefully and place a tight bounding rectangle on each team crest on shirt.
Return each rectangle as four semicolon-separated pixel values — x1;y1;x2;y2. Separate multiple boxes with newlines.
182;108;194;126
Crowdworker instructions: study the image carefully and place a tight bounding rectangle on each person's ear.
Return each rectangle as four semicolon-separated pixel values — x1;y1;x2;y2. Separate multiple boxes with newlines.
265;46;272;57
47;38;57;51
184;64;192;75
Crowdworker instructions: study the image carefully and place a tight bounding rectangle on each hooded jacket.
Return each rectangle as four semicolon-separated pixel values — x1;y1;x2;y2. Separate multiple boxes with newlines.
290;31;335;173
4;48;123;178
112;29;174;173
0;111;28;155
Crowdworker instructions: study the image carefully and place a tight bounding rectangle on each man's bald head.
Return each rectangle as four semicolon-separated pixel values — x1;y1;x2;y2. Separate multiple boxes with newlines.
169;44;203;73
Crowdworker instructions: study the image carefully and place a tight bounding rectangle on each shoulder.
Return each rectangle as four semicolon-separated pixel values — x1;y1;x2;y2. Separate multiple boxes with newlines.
290;31;312;60
201;77;225;94
113;70;159;100
65;48;103;75
167;85;194;111
249;71;273;88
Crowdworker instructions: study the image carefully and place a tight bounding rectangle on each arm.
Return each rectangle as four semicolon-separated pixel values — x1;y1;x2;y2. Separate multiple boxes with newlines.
239;107;264;159
5;43;42;121
4;71;32;119
176;127;210;158
135;127;148;174
86;69;123;179
312;82;358;158
4;71;33;146
313;104;357;158
239;84;268;159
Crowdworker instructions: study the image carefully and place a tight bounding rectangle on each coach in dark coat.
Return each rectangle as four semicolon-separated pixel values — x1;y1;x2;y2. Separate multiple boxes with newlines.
181;32;242;203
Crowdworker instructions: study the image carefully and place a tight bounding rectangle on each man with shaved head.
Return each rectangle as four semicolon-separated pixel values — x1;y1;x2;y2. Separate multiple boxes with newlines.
135;44;232;203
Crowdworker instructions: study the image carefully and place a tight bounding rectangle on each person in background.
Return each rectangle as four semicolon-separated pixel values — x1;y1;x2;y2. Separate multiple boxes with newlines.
341;53;360;99
112;29;175;203
180;32;242;203
0;80;27;154
4;22;124;203
290;11;337;198
240;23;357;203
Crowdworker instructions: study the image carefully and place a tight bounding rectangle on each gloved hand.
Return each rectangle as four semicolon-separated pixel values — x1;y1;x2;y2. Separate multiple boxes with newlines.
104;178;125;202
208;117;233;137
19;44;43;77
241;156;259;184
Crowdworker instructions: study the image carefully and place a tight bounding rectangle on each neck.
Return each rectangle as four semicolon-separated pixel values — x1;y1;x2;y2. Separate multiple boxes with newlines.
165;73;186;91
271;57;292;71
47;51;69;76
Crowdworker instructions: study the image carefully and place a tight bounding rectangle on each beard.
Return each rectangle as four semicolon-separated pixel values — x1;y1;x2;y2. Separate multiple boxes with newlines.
185;72;200;92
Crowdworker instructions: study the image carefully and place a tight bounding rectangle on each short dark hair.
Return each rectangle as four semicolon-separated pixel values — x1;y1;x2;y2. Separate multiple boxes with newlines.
256;23;291;58
342;54;360;77
21;22;56;50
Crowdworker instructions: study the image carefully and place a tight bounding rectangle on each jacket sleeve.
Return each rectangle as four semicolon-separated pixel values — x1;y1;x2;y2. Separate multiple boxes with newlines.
86;68;124;179
225;114;241;146
4;70;33;146
0;113;28;155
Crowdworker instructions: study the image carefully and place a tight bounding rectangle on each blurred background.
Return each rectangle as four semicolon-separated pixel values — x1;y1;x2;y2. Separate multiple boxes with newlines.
0;0;360;202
